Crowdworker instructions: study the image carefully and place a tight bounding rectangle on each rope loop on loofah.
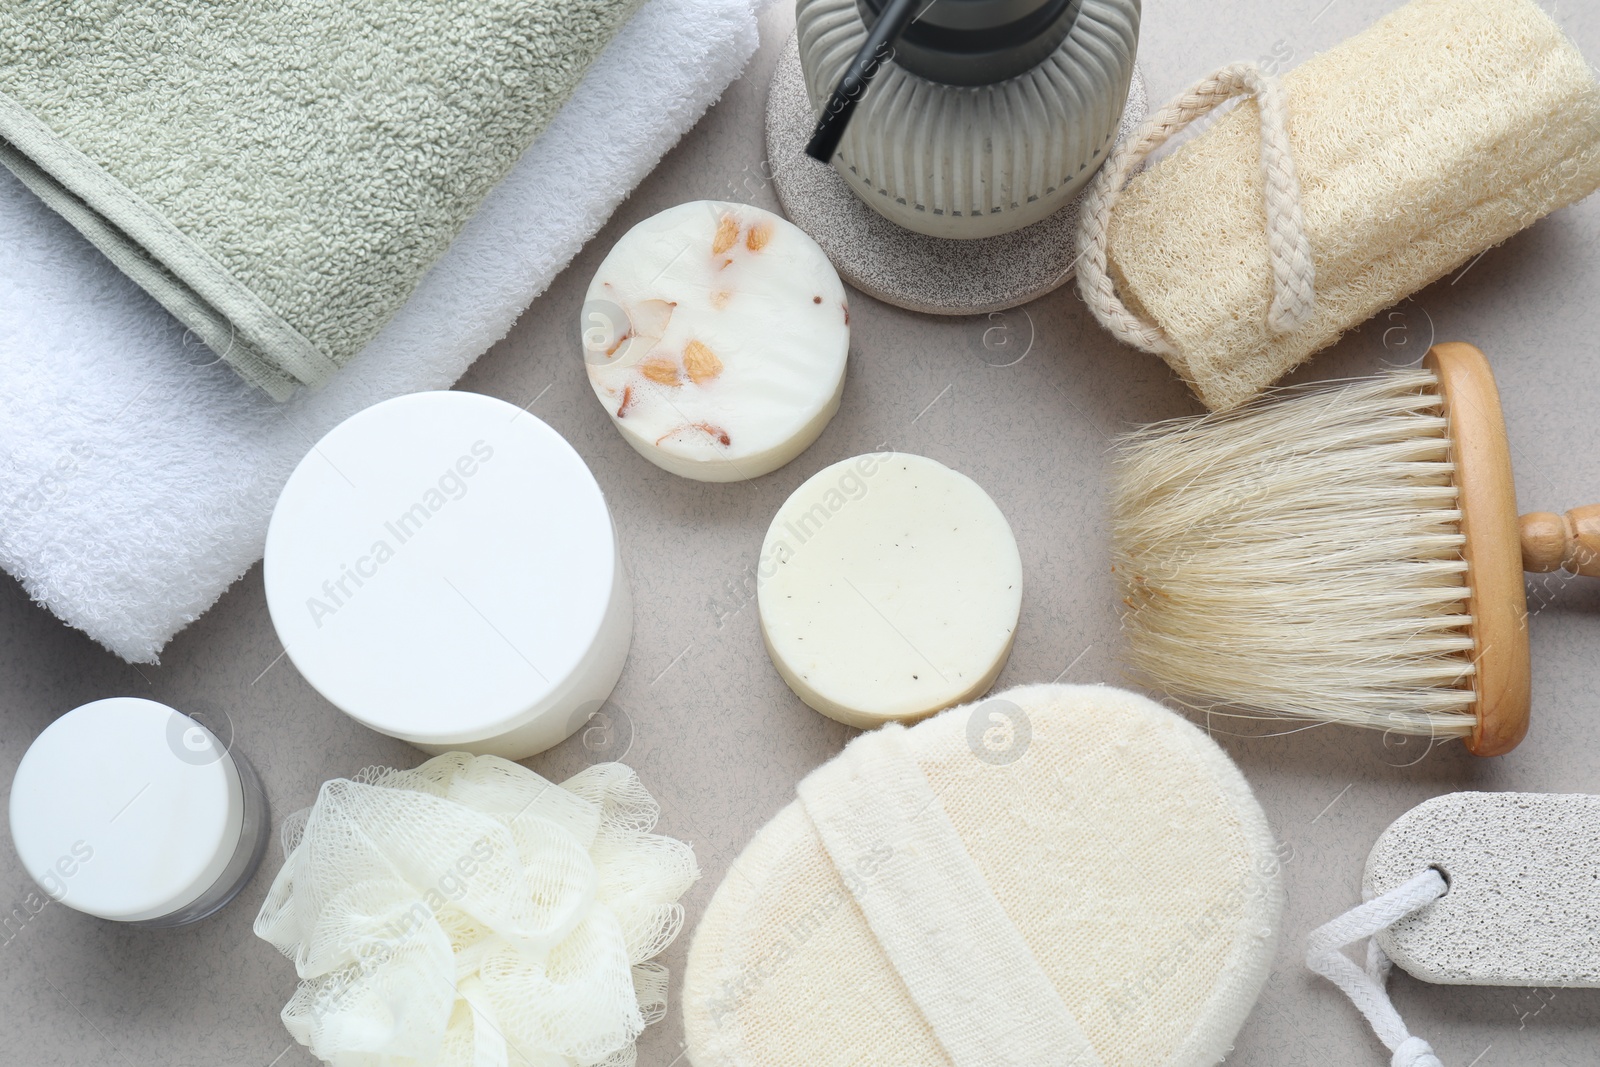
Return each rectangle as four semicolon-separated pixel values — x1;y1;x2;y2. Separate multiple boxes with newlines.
1306;868;1449;1067
1076;61;1317;355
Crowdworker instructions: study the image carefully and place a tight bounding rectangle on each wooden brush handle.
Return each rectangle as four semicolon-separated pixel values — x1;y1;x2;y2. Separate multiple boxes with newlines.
1521;505;1600;577
1425;342;1529;757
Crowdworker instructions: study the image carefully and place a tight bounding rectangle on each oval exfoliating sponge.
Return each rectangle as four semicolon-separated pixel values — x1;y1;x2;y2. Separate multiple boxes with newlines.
681;683;1284;1067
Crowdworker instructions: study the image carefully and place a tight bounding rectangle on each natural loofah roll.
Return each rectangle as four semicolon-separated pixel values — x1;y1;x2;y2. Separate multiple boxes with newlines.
254;753;698;1067
1097;0;1600;412
682;684;1284;1067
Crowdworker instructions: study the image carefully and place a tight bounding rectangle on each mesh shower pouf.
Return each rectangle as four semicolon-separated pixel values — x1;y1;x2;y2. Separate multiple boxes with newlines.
681;683;1283;1067
255;754;698;1067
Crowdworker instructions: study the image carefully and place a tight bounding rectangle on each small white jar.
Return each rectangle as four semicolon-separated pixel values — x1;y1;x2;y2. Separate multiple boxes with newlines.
8;697;269;926
265;391;632;760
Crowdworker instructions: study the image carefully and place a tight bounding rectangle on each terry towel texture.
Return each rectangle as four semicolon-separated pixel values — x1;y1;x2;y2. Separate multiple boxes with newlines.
0;0;764;662
0;0;642;399
1106;0;1600;411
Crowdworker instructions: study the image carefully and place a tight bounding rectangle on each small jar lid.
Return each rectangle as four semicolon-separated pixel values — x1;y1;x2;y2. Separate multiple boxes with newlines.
265;392;623;750
9;698;244;921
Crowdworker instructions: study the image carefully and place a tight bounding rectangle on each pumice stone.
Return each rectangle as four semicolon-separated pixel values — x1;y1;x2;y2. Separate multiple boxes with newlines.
582;200;849;482
756;452;1022;727
265;391;632;760
1365;791;1600;986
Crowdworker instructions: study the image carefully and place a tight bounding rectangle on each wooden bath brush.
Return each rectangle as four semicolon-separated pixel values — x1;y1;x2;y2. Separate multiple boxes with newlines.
1113;342;1598;756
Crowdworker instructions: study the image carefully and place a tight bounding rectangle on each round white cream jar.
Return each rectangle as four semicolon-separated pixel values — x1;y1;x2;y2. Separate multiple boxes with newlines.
264;391;632;759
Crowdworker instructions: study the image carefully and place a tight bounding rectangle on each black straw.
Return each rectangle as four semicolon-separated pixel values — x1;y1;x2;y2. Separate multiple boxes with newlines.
803;0;922;163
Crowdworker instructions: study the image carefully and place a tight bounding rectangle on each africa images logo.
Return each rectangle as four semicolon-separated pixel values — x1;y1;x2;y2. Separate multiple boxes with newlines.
305;440;495;628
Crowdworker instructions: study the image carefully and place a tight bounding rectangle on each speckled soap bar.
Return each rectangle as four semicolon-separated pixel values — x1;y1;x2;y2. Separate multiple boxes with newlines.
1365;792;1600;987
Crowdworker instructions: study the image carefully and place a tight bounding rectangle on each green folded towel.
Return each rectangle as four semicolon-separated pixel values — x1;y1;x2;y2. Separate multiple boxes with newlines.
0;0;641;398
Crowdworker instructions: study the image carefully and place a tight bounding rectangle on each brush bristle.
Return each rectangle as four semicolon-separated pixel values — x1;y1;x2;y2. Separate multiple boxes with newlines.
1112;367;1477;737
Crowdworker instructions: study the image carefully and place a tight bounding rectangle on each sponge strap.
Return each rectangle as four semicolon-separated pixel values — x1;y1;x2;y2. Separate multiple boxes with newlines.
797;724;1104;1067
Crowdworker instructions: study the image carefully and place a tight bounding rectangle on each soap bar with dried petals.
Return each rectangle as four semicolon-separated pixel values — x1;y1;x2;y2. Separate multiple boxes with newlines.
581;201;849;482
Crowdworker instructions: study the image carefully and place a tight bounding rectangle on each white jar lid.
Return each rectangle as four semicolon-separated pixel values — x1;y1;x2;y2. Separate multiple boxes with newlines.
265;392;627;753
8;698;244;922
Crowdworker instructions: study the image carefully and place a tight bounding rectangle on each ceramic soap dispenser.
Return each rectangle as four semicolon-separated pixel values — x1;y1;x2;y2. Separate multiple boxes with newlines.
799;0;1141;239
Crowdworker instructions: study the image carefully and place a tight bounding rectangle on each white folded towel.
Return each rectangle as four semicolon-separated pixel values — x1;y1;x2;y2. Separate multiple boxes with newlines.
0;0;764;663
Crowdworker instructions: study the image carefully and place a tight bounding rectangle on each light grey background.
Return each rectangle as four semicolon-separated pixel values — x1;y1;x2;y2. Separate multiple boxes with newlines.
3;1;1598;1064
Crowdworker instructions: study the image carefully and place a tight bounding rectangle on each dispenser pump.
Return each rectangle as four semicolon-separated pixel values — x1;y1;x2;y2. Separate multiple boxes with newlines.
805;0;1084;161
